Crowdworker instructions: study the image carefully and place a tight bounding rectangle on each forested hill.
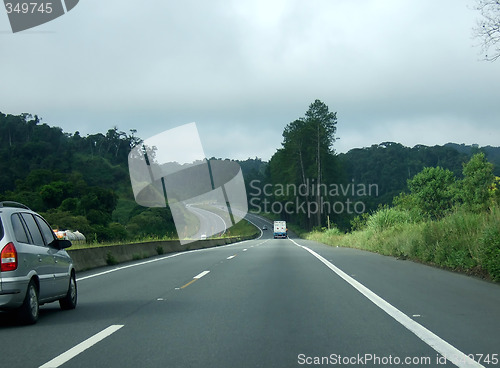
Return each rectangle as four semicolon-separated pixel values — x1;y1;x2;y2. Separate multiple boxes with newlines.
1;112;499;239
0;112;149;242
0;112;273;242
337;142;500;207
445;143;500;168
0;112;140;193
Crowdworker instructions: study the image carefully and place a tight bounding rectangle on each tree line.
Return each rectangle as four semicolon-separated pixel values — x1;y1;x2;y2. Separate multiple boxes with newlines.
0;112;175;242
1;108;499;241
251;100;500;231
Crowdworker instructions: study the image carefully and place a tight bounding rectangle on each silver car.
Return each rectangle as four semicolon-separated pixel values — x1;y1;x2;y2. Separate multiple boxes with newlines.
0;201;77;324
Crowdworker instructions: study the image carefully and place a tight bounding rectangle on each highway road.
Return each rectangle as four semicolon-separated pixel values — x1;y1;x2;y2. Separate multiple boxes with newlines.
185;204;229;239
1;214;499;368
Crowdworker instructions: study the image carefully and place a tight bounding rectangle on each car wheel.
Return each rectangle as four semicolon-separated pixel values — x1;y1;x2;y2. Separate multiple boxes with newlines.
59;273;77;310
18;279;39;325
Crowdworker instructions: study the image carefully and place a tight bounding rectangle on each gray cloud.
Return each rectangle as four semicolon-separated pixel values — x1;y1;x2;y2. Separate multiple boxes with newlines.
1;0;499;160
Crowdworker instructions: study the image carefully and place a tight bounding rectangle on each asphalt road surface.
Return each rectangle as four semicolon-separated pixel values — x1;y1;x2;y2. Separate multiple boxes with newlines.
1;215;499;368
185;204;229;239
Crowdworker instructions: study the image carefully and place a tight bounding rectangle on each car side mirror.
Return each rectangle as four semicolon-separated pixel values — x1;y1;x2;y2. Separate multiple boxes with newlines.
50;239;72;250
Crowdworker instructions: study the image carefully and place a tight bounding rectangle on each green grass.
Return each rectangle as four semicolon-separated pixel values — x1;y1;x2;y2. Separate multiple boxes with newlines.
68;233;179;250
69;216;259;249
220;218;259;238
306;206;500;282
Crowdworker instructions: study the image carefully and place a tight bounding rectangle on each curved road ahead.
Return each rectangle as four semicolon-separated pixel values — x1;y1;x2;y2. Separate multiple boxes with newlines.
185;204;229;239
1;215;499;368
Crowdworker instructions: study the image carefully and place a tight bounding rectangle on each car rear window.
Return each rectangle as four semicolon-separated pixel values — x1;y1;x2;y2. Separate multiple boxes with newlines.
11;213;30;244
0;217;4;240
21;213;45;246
35;215;56;245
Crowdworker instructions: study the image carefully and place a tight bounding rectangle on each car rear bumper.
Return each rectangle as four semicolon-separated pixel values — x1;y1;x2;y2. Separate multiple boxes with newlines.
0;277;28;309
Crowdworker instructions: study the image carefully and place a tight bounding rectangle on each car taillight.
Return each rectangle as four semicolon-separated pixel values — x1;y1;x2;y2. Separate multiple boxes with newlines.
1;242;18;272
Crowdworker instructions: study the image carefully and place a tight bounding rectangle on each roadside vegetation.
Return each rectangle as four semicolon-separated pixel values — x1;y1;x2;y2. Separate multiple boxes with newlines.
0;112;260;244
244;100;500;282
68;219;258;250
2;108;499;274
307;153;500;282
222;219;260;239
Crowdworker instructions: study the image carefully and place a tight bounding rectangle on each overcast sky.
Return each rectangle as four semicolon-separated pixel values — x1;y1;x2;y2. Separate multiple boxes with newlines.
1;0;499;160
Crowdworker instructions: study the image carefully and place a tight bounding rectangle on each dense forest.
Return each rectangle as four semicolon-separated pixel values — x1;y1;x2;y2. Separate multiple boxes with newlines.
250;101;500;231
1;110;499;241
0;112;165;242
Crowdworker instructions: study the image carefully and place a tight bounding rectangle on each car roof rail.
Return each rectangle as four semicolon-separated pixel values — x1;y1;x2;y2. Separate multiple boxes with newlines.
0;201;31;210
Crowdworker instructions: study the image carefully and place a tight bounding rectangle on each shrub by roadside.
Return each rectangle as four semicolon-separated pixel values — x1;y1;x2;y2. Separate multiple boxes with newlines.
306;207;500;282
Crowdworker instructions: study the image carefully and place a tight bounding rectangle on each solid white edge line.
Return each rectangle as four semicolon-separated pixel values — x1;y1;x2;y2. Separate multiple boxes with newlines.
76;214;266;283
289;238;483;368
246;212;274;226
76;237;251;282
187;205;227;236
76;213;266;282
194;270;210;279
76;252;184;281
39;325;124;368
244;215;263;239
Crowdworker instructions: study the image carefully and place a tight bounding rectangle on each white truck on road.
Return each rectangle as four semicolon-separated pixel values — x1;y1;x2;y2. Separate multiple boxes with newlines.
273;221;287;239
